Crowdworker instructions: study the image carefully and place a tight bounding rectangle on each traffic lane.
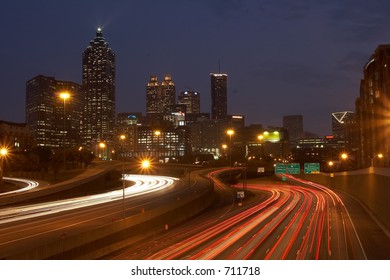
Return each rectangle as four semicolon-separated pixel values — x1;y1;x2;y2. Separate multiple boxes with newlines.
109;185;273;260
335;191;390;259
0;175;203;259
115;182;365;260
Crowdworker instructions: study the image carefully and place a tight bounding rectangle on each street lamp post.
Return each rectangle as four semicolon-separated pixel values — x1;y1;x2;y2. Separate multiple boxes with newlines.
227;129;234;178
120;135;126;219
59;92;70;170
372;153;384;167
154;130;161;163
340;153;348;171
0;148;8;191
99;142;105;159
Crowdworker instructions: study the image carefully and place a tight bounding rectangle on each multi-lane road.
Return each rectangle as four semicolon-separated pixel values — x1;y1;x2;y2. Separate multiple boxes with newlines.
1;167;387;260
0;174;182;259
110;170;368;260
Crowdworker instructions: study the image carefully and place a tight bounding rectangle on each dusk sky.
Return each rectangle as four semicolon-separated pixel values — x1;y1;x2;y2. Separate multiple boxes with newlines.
1;0;390;136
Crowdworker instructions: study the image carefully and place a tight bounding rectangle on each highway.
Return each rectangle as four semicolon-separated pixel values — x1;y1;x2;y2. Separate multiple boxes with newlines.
110;171;367;260
0;177;40;196
0;174;182;259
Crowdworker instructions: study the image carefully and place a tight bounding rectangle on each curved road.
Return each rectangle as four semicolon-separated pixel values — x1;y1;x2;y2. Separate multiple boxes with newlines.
111;171;367;260
0;174;183;259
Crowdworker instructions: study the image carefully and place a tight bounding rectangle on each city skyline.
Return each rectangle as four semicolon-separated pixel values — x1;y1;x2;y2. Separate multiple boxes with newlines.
2;1;390;136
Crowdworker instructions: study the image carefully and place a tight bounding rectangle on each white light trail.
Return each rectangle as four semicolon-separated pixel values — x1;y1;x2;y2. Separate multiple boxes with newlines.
0;177;40;196
0;174;178;224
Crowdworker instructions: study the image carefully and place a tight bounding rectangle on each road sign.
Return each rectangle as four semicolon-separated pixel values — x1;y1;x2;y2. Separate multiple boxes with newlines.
275;163;286;174
257;167;265;173
287;163;300;174
304;162;320;174
275;163;300;174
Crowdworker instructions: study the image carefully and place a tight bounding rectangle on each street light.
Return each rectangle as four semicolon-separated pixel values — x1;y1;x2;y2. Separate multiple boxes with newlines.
154;130;161;162
0;148;8;190
372;153;384;167
340;153;348;171
59;92;70;170
99;142;106;159
119;135;126;219
257;134;264;158
227;129;235;179
227;129;234;166
141;159;151;169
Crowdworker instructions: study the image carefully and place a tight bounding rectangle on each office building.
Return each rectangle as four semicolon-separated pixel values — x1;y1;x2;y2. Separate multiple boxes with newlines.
178;91;200;114
0;121;34;151
356;44;390;167
26;75;83;148
283;115;304;147
146;75;176;117
160;74;176;112
332;111;354;140
82;28;116;149
211;73;227;120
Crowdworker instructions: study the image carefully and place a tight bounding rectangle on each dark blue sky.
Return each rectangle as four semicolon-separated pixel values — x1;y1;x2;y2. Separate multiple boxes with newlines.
1;0;390;136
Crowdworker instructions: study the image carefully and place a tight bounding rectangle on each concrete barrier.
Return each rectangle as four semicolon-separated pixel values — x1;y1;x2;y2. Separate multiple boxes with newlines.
297;168;390;233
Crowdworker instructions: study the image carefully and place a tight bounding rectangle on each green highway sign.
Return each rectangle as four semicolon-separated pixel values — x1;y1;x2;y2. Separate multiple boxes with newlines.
304;163;320;174
275;163;300;174
287;163;300;174
275;163;286;174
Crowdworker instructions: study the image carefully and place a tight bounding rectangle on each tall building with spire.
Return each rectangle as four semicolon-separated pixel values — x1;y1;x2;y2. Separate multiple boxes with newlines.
145;74;176;116
82;28;116;148
160;74;176;112
210;73;227;120
146;75;160;116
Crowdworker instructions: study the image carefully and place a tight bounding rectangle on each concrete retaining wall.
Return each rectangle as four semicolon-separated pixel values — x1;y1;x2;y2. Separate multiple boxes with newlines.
297;169;390;232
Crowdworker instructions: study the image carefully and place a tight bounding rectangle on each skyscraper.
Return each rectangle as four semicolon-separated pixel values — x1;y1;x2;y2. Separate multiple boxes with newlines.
145;74;176;116
210;73;227;120
178;91;200;114
356;44;390;167
283;115;304;147
331;111;354;140
82;28;116;148
160;74;176;112
26;75;83;148
146;76;160;116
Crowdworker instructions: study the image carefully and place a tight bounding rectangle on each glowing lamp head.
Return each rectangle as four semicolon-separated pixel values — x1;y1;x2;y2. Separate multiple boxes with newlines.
227;129;234;136
141;160;151;169
0;148;7;156
59;92;70;101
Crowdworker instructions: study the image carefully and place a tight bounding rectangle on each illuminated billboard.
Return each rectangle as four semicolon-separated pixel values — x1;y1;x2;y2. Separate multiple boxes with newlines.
258;131;281;143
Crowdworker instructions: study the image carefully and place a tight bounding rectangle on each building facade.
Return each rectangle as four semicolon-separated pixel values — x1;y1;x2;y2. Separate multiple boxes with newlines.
283;115;304;148
211;73;227;120
26;75;84;148
82;28;116;149
0;121;34;151
178;91;200;114
114;113;141;158
146;75;176;117
332;111;355;140
356;45;390;167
